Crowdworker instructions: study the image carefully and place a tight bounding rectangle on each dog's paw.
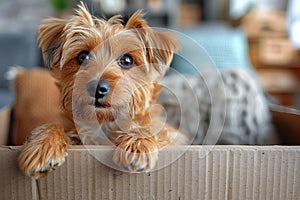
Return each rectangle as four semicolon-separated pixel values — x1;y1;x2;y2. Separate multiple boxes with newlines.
113;135;158;172
19;148;68;179
18;124;69;179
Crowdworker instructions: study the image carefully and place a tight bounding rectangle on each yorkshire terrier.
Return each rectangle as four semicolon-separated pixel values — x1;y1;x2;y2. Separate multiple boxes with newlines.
18;3;188;178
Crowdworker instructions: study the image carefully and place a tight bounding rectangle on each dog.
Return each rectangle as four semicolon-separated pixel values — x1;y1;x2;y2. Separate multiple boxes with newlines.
18;3;189;178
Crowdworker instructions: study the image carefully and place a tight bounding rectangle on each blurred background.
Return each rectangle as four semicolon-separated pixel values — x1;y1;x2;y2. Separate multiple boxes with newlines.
0;0;299;109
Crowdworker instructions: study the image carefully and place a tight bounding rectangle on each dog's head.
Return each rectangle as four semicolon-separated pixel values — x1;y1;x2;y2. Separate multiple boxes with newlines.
38;3;178;123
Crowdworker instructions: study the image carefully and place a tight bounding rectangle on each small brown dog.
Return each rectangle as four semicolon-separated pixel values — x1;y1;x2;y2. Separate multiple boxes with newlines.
18;3;188;178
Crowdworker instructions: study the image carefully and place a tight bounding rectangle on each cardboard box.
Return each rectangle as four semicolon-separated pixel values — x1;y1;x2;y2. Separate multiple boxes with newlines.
257;69;299;93
179;4;202;27
0;107;10;145
242;10;287;40
259;38;297;66
1;106;300;200
270;103;300;144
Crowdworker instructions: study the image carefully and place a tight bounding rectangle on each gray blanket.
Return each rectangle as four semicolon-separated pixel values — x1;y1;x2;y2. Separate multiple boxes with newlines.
158;69;278;145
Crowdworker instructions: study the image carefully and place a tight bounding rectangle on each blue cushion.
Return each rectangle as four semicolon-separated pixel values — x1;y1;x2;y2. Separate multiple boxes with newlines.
171;23;254;74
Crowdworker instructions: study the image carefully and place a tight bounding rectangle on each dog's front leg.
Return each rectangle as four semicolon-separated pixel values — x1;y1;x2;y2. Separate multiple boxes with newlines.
113;134;159;172
18;124;70;178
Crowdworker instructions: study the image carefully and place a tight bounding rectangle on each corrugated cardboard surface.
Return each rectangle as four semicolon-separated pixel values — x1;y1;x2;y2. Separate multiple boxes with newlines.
1;145;300;200
1;106;300;200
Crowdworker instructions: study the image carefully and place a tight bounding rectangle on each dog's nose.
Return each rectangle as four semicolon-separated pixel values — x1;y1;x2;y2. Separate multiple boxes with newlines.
87;80;110;99
96;81;110;99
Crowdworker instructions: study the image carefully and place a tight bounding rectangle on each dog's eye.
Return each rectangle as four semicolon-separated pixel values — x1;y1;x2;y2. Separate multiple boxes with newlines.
117;54;134;69
77;51;91;65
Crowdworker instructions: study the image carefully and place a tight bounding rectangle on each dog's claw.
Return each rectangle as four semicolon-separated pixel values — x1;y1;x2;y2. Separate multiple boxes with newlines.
124;166;130;171
136;168;145;172
23;155;67;178
113;148;158;173
40;168;49;173
49;160;58;167
51;162;59;167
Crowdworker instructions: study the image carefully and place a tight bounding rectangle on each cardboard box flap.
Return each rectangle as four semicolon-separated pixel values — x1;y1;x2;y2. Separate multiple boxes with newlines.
270;103;300;144
1;145;300;200
0;146;38;200
0;107;10;144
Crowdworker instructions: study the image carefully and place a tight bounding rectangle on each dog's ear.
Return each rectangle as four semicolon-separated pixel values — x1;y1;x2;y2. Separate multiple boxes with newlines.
38;3;93;70
38;18;67;70
74;2;95;27
125;11;179;76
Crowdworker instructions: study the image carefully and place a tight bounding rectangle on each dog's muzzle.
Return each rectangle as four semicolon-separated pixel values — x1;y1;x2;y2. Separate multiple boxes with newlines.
87;80;111;101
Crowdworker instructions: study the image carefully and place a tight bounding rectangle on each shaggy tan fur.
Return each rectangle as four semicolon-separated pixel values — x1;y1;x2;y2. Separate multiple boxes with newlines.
18;3;188;178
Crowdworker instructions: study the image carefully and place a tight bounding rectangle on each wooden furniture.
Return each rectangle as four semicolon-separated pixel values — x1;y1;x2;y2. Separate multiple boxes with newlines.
243;10;300;107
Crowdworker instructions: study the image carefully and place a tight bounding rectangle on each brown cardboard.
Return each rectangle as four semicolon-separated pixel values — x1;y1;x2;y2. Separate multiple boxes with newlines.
0;146;300;199
0;107;10;144
242;10;287;40
259;38;297;66
1;145;300;200
270;104;300;144
1;107;300;200
179;4;202;27
257;69;299;93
